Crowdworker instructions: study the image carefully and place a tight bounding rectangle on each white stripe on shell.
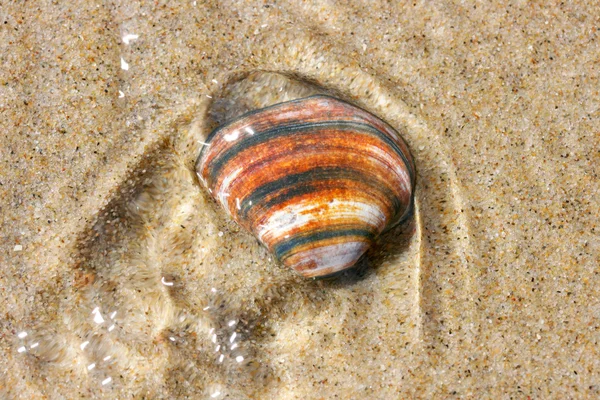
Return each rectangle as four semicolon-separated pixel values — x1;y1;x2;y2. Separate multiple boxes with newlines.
257;199;385;244
292;241;369;277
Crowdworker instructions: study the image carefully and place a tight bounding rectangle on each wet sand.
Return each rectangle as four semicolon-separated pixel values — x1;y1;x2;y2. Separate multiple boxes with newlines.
1;1;599;398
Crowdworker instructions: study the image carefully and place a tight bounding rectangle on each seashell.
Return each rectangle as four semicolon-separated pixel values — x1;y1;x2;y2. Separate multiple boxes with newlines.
196;95;415;278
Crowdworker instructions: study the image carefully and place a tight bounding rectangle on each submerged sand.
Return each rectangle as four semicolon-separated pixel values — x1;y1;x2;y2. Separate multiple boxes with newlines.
1;1;599;398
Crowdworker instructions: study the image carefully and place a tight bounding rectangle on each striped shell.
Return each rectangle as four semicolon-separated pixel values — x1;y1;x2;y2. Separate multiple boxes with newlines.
196;95;415;278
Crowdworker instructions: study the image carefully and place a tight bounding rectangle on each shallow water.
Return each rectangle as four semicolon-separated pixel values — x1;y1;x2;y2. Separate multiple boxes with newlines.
11;71;424;398
3;1;600;399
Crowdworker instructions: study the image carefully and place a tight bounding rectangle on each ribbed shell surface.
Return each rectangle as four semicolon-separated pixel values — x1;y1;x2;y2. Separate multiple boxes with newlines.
196;95;415;278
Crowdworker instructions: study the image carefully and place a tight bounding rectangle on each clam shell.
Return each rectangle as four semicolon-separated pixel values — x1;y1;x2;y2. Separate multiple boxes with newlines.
196;95;415;278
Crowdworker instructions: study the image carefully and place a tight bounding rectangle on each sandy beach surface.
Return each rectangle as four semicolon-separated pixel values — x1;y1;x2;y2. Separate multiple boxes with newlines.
1;1;599;398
